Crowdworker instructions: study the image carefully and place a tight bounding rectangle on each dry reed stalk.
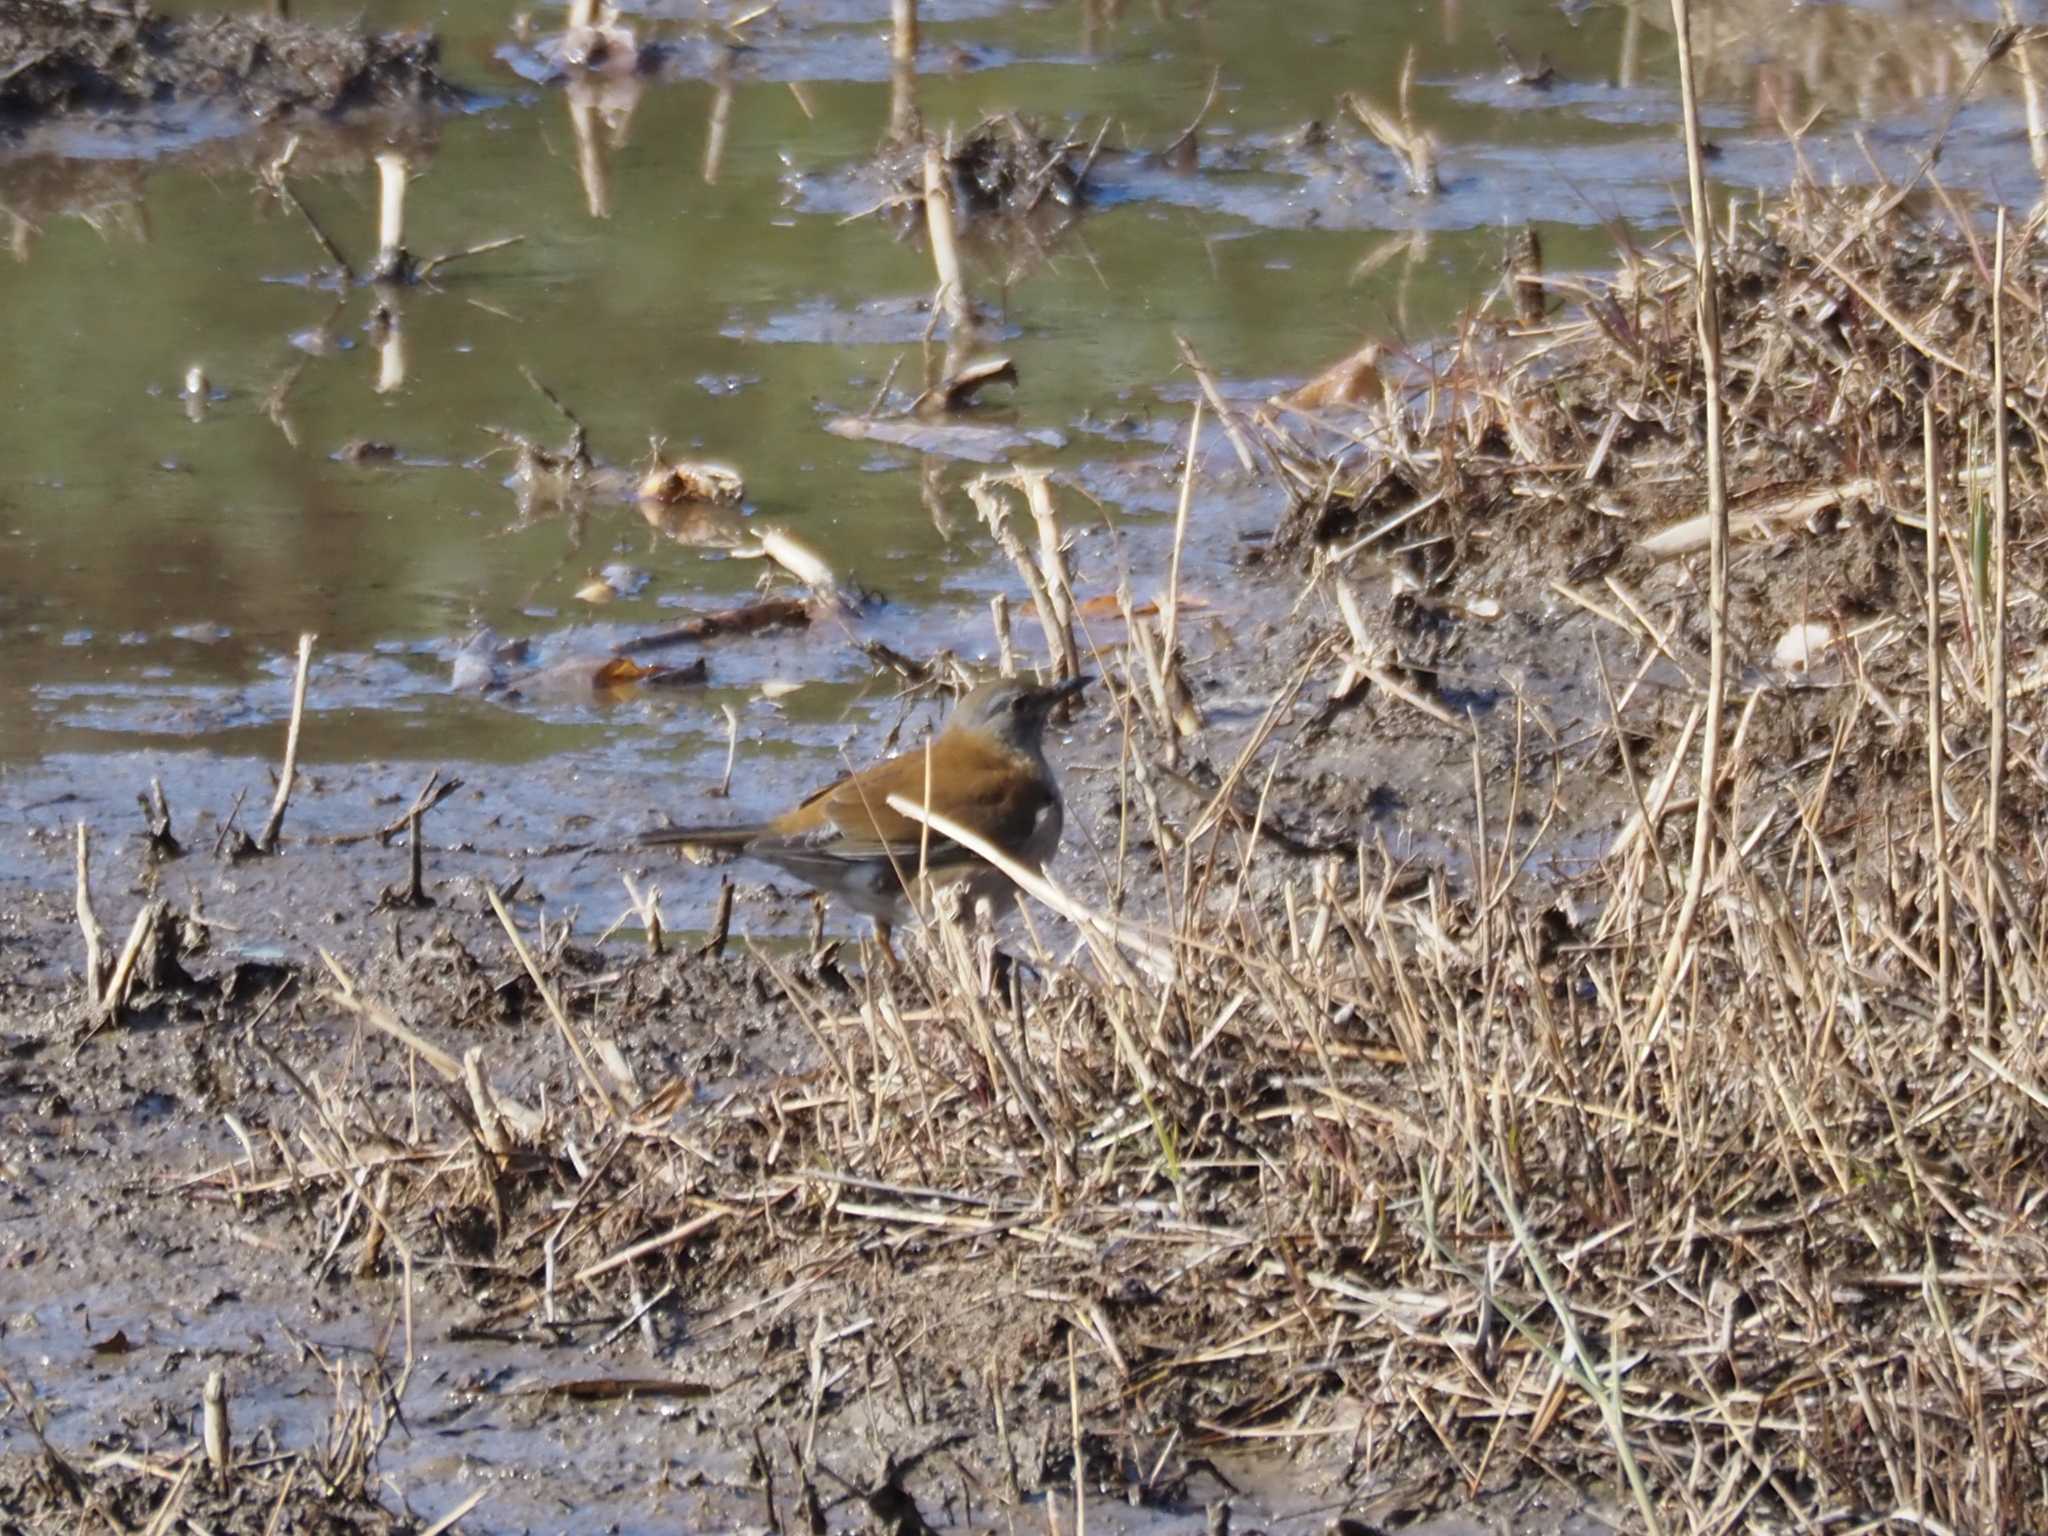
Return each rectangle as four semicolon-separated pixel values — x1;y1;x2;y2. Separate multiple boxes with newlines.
703;71;734;188
371;152;409;281
1015;467;1077;642
922;141;971;340
1924;397;1952;1018
1152;402;1205;755
257;633;316;853
1342;49;1439;199
1173;335;1258;473
1640;0;1730;1046
567;88;612;217
889;0;918;141
990;593;1015;675
1984;209;2010;1036
73;821;107;1008
965;472;1081;680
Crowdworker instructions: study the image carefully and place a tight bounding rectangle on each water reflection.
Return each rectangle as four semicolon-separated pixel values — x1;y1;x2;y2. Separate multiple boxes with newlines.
4;0;2048;780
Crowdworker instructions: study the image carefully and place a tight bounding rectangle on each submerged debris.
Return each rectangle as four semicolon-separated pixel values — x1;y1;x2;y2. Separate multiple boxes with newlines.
874;115;1099;233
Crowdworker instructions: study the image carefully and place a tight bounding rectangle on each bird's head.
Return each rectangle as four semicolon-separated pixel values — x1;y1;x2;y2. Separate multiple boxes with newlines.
946;674;1091;755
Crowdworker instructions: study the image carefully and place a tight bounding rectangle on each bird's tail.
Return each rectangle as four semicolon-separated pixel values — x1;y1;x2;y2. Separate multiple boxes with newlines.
638;823;762;851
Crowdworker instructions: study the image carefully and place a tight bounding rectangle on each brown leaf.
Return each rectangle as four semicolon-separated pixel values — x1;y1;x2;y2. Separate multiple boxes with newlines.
1279;341;1384;412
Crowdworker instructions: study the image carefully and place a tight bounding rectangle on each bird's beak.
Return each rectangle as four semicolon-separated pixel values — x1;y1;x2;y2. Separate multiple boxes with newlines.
1042;674;1092;704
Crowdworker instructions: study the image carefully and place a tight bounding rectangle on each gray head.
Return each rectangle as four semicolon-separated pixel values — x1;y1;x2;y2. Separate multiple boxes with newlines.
945;674;1091;753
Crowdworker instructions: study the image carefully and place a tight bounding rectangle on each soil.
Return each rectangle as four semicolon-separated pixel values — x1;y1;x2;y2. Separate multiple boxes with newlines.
0;0;453;128
0;576;1630;1533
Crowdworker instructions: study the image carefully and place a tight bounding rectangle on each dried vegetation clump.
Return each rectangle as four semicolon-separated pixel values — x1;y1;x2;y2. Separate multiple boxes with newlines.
873;114;1100;237
1265;187;2048;819
148;185;2048;1534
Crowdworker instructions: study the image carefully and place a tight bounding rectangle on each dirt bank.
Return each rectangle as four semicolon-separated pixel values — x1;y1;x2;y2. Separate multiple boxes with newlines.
0;0;452;128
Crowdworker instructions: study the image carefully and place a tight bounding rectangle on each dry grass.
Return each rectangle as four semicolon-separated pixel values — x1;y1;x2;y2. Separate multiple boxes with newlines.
170;178;2048;1536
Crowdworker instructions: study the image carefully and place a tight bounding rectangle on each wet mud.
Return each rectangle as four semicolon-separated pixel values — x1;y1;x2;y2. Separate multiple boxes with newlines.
0;0;452;128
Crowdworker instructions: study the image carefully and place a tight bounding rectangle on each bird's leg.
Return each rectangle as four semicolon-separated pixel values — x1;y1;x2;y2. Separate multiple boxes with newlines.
870;917;900;970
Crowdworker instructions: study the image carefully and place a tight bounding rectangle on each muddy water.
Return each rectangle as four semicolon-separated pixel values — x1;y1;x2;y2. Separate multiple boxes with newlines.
11;0;2038;927
5;0;2038;911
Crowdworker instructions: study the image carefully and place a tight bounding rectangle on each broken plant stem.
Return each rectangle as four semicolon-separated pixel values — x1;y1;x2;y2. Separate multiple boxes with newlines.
991;593;1015;676
889;0;919;141
202;1370;231;1487
922;141;972;342
74;822;108;1009
258;633;316;853
483;881;623;1123
372;151;411;282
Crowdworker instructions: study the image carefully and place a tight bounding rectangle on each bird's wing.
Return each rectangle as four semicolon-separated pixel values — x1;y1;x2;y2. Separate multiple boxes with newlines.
762;738;1055;870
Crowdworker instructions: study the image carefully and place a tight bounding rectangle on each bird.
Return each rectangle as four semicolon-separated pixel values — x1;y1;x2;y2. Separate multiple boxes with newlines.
640;674;1089;933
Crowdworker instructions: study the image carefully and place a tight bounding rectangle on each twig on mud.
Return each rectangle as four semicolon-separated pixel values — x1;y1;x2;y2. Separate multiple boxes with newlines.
139;777;180;858
95;900;165;1031
74;822;108;1009
254;632;316;855
572;1208;726;1285
613;596;810;656
700;878;734;960
375;807;434;911
320;950;463;1082
483;881;623;1122
326;769;463;848
418;1489;488;1536
202;1370;231;1488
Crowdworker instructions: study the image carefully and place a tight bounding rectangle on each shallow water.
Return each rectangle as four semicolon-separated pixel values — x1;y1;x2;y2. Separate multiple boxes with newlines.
2;0;2042;915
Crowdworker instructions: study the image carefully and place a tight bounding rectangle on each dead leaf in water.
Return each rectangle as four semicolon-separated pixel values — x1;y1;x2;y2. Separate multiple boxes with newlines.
512;655;710;695
639;458;744;505
88;1330;135;1357
912;356;1018;417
